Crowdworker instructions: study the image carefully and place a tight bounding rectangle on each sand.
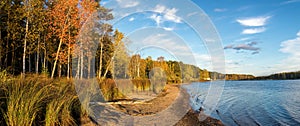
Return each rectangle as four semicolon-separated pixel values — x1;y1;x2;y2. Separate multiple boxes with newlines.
82;84;224;126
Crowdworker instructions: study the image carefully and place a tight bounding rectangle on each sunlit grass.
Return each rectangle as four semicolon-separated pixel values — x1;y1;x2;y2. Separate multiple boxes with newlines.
0;73;80;126
4;77;51;126
44;80;77;126
0;71;168;125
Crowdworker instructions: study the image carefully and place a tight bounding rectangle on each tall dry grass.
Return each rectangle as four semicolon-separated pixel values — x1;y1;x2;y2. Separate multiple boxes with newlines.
0;73;81;126
4;77;51;126
0;71;168;126
44;79;78;126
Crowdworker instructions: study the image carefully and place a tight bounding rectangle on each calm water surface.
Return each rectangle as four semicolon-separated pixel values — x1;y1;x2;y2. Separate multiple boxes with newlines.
183;80;300;126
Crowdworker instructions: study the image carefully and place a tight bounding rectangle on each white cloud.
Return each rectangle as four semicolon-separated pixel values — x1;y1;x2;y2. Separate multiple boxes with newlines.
274;31;300;72
236;37;251;42
164;8;181;23
280;31;300;56
214;8;227;12
280;0;300;5
153;5;166;13
150;14;162;26
242;27;266;34
150;5;182;25
129;17;135;22
163;27;174;31
116;0;139;8
187;12;198;17
237;16;271;27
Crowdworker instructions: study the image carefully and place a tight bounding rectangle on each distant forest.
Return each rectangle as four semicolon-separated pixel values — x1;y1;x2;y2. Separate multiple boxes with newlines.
253;71;300;80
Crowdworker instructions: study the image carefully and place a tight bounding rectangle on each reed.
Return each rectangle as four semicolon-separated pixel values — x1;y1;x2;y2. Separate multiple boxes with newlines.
0;73;80;126
4;77;51;126
0;70;168;125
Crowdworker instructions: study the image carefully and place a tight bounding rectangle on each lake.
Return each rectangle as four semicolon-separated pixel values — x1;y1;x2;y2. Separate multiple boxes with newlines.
183;80;300;126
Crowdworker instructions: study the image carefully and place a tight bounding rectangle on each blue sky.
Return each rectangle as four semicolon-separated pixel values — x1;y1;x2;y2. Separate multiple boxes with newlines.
100;0;300;76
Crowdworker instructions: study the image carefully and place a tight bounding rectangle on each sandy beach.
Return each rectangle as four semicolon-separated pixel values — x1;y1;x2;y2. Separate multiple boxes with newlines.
82;84;224;126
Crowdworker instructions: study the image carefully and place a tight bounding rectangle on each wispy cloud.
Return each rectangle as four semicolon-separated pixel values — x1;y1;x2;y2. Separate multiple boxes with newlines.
224;45;234;49
251;51;259;55
163;9;181;23
129;17;135;22
187;12;198;17
280;31;300;55
224;42;260;55
150;5;182;26
237;16;271;27
163;27;174;31
214;8;227;12
236;37;252;42
116;0;139;8
242;27;266;34
272;31;300;72
233;44;260;51
150;14;162;26
248;41;258;46
237;6;252;11
280;0;300;5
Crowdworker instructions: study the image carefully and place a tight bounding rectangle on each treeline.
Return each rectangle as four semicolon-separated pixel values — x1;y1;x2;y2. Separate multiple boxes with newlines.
254;71;300;80
0;0;258;82
0;0;221;82
0;0;124;79
209;71;255;81
121;55;209;83
124;55;257;82
225;74;255;80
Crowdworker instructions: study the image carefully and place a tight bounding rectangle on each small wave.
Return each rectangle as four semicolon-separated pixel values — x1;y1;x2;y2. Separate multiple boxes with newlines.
185;80;300;126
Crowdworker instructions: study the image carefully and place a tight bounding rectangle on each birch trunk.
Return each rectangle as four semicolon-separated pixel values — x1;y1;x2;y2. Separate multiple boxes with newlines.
80;51;83;79
36;34;40;74
23;15;29;76
88;56;91;79
67;29;71;79
99;41;103;79
51;37;63;78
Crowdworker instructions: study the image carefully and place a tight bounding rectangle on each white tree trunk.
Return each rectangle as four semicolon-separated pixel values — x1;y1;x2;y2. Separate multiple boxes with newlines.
23;15;29;77
67;30;71;79
51;37;63;78
88;56;91;79
80;51;83;79
99;41;103;79
36;34;40;74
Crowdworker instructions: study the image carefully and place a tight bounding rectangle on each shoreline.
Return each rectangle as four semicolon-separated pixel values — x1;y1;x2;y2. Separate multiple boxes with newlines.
94;84;224;126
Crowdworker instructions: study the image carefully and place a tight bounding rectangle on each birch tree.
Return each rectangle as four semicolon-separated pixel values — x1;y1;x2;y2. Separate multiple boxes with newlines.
48;0;78;78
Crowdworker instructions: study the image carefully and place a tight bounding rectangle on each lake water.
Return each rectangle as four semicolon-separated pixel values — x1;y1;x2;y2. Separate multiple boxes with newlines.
183;80;300;126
